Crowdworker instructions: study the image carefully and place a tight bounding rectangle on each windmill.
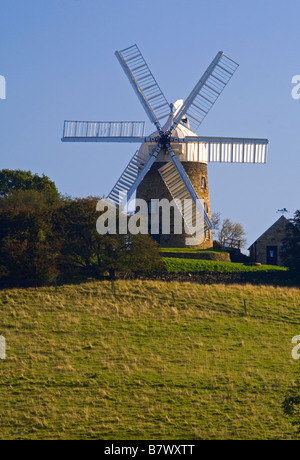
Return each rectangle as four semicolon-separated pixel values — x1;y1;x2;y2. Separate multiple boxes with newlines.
62;44;269;248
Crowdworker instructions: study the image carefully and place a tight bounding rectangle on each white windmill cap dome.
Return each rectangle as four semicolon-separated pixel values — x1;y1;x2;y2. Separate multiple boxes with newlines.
170;99;184;113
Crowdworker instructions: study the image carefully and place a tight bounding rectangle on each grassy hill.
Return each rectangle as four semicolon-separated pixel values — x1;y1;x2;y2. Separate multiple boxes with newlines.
163;257;287;273
0;280;300;440
159;248;226;254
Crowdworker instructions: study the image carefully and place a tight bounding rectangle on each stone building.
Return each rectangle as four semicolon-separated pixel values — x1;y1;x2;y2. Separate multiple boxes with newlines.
248;216;288;266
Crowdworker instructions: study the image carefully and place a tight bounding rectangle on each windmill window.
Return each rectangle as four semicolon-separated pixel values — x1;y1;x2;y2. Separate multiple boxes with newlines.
204;202;208;213
201;177;206;189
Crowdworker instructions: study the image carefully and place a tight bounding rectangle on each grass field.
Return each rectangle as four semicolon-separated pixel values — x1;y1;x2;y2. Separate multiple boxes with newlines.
159;248;225;254
0;280;300;440
163;257;287;273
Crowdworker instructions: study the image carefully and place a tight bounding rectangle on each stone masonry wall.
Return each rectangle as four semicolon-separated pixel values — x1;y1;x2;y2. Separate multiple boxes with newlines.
251;217;288;266
136;161;213;249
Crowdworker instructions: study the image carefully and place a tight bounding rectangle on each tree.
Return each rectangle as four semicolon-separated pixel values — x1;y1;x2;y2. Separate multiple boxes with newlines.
0;205;60;284
0;169;59;203
211;211;221;238
54;197;103;274
54;197;164;279
100;233;164;279
218;218;247;248
282;210;300;273
123;233;164;277
0;171;62;284
0;189;59;211
0;184;165;284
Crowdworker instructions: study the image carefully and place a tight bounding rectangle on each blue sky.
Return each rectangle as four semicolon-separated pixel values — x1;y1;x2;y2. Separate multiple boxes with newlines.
0;0;299;249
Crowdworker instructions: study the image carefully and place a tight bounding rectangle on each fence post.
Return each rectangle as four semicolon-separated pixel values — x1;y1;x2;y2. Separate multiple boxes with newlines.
243;300;247;316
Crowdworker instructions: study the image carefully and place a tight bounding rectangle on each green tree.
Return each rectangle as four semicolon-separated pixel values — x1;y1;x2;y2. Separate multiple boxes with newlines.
0;169;59;203
98;232;164;279
120;233;164;277
0;205;59;284
54;197;164;278
0;171;62;284
54;197;103;274
0;191;164;285
0;189;58;211
282;210;300;273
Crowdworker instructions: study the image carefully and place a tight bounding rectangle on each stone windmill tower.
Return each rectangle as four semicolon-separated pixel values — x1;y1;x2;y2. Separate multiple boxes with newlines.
135;99;213;248
62;44;269;248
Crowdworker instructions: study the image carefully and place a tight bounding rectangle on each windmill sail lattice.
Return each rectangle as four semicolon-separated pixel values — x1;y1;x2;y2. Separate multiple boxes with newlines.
167;52;239;134
173;136;269;163
62;121;146;143
159;161;206;236
107;148;159;206
107;150;147;206
115;45;170;128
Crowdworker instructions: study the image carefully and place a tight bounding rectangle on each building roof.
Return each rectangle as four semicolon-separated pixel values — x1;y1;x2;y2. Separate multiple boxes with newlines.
248;215;288;250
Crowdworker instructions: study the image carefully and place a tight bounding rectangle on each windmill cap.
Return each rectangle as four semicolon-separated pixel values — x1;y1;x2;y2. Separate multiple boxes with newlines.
158;100;197;138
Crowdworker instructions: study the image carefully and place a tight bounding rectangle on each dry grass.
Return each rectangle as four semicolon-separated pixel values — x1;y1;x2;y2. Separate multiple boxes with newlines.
0;280;300;439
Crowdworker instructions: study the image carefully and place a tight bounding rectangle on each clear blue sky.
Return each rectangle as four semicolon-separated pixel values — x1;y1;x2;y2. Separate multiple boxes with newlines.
0;0;299;249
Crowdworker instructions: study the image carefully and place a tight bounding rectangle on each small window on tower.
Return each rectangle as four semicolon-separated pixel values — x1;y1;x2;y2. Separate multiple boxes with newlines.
201;177;206;189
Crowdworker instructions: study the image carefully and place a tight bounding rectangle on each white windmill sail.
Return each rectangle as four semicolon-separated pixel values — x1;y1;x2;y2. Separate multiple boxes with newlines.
62;121;146;143
167;52;239;134
173;136;269;164
115;44;170;130
158;161;207;237
107;150;149;206
108;147;161;206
